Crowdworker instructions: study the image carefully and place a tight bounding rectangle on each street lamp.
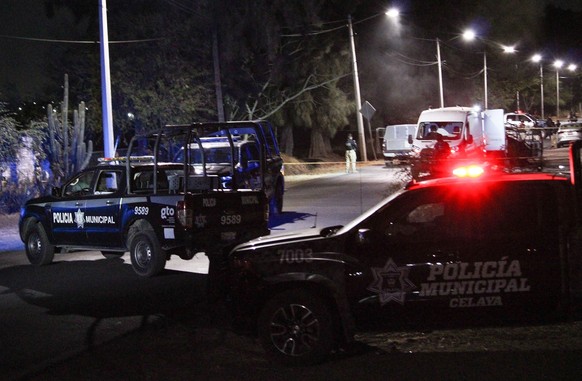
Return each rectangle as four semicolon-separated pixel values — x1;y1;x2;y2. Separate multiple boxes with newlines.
501;45;518;110
347;14;366;161
531;54;544;119
436;38;444;108
554;60;563;118
463;29;488;109
347;10;399;161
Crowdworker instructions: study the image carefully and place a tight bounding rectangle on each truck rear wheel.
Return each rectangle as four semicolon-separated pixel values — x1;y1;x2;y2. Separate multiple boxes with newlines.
129;230;165;277
25;222;55;266
258;289;334;366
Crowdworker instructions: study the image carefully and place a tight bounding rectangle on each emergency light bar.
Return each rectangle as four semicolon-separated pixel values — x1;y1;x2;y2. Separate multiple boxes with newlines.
452;165;484;178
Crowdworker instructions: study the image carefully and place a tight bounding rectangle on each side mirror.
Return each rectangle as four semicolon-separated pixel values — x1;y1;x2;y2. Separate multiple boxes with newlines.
407;134;413;145
466;134;474;144
356;228;383;246
51;187;61;197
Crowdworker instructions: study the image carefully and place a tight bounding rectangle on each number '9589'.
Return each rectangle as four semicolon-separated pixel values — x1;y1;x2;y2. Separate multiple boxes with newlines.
221;215;241;225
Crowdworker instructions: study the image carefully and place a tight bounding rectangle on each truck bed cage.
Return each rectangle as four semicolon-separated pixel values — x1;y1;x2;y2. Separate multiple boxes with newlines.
125;121;273;195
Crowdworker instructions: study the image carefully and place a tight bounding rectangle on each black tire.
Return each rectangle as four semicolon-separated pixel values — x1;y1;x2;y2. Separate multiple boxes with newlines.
25;223;55;266
128;230;165;277
101;251;124;259
258;289;334;366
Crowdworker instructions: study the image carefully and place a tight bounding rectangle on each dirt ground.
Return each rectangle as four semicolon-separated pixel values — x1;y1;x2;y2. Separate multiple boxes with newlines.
19;303;582;381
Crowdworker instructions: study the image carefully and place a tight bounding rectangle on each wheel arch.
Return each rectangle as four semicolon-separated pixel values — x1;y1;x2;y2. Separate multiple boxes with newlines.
256;274;354;345
20;216;53;244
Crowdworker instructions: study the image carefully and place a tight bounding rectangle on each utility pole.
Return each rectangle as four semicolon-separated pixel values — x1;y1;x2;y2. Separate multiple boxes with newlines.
213;26;225;122
99;0;115;158
348;15;367;161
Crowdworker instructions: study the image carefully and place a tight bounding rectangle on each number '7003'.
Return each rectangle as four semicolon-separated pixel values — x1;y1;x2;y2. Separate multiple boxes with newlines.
278;248;313;264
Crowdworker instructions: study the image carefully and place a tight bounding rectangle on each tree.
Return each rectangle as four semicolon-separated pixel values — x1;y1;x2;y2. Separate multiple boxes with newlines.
215;0;358;158
0;101;21;167
43;0;217;149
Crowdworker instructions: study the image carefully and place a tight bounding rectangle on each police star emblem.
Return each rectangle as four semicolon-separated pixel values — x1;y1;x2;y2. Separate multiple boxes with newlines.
74;208;85;229
194;213;207;228
367;258;416;305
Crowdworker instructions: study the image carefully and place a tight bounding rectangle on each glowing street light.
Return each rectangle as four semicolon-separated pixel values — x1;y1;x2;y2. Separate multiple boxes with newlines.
501;45;516;54
385;8;399;18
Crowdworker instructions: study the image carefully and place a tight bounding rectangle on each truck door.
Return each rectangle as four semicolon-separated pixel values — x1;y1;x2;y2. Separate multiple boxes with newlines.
50;170;95;244
451;182;562;314
349;187;462;316
83;169;124;247
569;140;582;202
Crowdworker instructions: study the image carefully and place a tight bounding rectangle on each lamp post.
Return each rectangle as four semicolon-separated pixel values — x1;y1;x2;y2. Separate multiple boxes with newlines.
532;54;544;119
347;14;366;161
347;9;399;162
501;45;517;110
436;38;444;108
99;0;115;158
554;60;563;118
463;29;488;109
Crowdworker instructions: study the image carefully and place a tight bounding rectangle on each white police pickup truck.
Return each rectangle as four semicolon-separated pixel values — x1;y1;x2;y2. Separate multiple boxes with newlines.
227;141;582;366
19;122;271;277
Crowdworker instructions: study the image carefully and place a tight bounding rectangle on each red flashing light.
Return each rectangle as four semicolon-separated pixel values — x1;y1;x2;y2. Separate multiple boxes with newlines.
452;165;484;178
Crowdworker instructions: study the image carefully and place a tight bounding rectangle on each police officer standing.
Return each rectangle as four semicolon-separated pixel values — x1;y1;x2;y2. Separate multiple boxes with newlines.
345;133;358;173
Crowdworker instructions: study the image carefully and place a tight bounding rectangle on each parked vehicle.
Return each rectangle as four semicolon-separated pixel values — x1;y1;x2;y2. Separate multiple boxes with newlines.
173;121;284;214
410;107;505;178
382;124;417;166
226;141;582;366
556;121;582;148
505;112;549;138
19;122;273;277
504;112;545;128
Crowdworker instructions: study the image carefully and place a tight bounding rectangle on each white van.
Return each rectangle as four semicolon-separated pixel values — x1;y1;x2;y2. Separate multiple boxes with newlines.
412;106;504;159
382;124;417;166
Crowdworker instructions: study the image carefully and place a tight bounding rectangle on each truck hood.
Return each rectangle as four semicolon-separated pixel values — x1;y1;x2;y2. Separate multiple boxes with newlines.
232;226;341;252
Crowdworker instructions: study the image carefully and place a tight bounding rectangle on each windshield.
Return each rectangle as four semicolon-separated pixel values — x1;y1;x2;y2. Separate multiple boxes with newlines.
417;122;463;140
336;187;407;236
174;146;239;164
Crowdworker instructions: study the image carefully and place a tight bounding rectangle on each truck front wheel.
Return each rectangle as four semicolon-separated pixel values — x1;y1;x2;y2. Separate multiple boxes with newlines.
258;289;334;366
129;230;165;277
25;222;55;266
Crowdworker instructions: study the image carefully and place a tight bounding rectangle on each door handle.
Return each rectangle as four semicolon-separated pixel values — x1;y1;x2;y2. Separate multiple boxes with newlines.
431;251;459;262
75;202;82;207
106;200;114;205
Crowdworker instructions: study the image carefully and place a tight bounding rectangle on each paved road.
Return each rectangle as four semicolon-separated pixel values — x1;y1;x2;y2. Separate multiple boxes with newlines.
0;164;401;381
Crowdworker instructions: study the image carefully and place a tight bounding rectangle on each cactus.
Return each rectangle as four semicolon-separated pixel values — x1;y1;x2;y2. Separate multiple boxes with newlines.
47;74;93;185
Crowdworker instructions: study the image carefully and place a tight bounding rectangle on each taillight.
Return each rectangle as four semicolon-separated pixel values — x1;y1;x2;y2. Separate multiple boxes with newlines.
176;200;193;228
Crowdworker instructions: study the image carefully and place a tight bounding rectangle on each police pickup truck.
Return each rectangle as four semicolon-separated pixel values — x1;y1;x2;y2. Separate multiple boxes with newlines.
227;141;582;366
173;121;284;215
19;122;271;277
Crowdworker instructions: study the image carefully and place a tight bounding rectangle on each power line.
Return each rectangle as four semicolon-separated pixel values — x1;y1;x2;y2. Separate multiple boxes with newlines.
0;34;164;44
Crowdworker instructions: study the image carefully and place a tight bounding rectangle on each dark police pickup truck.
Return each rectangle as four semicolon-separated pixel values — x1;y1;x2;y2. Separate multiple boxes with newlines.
19;122;274;277
227;141;582;366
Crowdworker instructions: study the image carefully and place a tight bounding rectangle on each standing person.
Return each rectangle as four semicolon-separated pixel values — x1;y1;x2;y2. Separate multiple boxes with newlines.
345;133;358;173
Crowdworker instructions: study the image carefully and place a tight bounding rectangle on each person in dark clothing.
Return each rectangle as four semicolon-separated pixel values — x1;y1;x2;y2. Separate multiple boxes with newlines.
345;133;358;173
